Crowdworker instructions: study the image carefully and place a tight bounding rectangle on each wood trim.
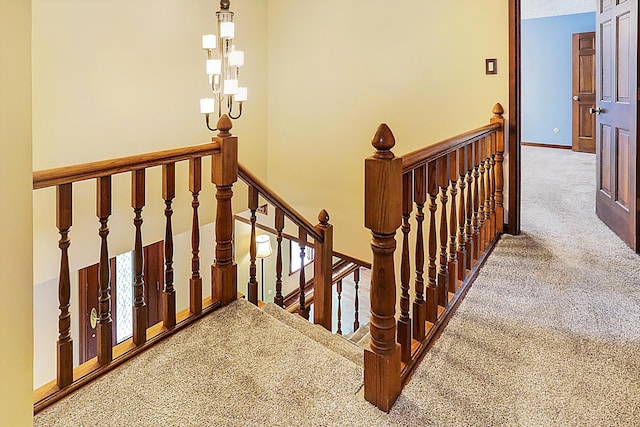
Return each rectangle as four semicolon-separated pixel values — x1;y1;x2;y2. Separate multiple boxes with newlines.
400;123;501;173
508;0;522;235
237;163;323;242
521;142;572;150
33;142;220;190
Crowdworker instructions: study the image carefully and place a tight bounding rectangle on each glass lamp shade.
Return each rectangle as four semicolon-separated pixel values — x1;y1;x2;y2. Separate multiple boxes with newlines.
229;50;244;67
206;59;222;75
220;22;235;39
223;79;238;95
200;98;215;114
202;34;216;49
256;235;273;259
235;87;248;102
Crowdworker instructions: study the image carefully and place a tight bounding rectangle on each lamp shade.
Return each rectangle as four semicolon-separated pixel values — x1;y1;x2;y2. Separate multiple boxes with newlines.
256;235;273;259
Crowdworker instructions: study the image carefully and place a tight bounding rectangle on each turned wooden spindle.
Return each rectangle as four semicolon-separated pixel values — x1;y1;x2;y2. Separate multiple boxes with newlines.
353;267;361;332
364;123;401;413
247;186;259;305
447;151;459;293
298;228;309;320
426;161;439;323
456;146;468;282
483;137;493;247
189;158;203;315
56;183;73;388
212;115;238;306
314;209;333;331
471;140;481;262
413;165;427;341
132;169;147;345
162;163;176;329
336;279;343;335
96;176;113;366
464;143;475;269
436;157;449;308
274;208;285;307
491;103;505;234
398;172;413;363
477;138;486;252
488;133;497;241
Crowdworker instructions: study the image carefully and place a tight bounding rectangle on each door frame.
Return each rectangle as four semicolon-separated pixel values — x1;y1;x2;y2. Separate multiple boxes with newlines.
508;0;521;235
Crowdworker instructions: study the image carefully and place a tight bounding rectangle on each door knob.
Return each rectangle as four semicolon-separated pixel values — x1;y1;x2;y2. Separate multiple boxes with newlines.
573;95;580;101
589;107;603;115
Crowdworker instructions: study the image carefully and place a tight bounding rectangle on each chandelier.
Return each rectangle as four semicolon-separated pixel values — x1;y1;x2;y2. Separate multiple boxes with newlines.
199;0;247;131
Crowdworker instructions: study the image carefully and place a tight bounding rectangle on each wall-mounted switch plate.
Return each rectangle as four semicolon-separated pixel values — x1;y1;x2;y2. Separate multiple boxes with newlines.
486;58;498;75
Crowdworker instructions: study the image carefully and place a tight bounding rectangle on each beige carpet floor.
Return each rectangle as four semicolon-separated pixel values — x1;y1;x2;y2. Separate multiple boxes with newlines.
35;147;640;426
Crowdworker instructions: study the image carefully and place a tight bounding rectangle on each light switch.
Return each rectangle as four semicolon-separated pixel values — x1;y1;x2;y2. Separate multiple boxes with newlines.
486;58;498;75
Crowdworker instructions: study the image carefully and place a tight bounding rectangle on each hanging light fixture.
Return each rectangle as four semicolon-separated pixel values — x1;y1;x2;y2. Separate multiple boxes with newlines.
200;0;247;131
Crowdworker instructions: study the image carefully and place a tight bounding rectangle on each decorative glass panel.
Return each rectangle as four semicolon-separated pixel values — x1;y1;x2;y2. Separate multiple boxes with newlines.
116;251;134;343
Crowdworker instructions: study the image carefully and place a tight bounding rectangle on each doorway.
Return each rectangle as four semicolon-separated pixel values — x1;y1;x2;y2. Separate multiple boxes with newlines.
78;240;164;364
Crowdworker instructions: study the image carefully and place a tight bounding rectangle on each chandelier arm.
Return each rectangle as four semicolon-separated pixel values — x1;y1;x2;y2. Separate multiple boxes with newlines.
205;113;219;132
228;100;243;120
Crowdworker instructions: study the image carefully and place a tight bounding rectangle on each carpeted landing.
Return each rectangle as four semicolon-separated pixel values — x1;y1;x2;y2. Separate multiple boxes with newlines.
35;147;640;426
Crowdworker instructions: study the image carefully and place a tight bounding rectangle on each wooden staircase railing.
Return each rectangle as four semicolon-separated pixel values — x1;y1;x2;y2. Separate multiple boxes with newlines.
363;103;506;411
236;164;335;330
32;115;342;412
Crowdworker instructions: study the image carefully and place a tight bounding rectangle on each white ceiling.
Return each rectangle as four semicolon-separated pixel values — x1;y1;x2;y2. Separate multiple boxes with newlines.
522;0;596;20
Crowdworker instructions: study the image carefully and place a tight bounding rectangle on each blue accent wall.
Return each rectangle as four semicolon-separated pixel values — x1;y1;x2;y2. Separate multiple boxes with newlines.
522;12;595;146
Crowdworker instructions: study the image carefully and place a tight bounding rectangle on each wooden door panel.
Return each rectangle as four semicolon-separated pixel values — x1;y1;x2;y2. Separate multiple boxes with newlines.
617;131;630;208
595;0;638;251
572;32;596;153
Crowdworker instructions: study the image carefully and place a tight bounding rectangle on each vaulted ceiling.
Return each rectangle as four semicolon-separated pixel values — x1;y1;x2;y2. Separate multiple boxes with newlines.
522;0;596;20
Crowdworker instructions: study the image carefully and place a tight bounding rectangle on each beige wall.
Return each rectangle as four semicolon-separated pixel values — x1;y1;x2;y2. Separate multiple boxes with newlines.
0;0;34;425
266;0;509;261
32;0;268;284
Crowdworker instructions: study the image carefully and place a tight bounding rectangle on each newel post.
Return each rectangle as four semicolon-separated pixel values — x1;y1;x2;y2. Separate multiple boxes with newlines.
490;103;505;234
212;115;238;306
313;209;333;331
364;123;402;412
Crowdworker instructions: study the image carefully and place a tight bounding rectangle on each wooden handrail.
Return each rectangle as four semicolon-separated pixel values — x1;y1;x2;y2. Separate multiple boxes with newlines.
401;123;500;173
33;142;220;189
237;163;323;242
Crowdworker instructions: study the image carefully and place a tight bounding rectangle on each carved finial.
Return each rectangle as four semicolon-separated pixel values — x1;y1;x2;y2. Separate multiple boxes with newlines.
217;114;233;137
371;123;395;160
220;0;231;10
318;209;330;225
493;103;504;118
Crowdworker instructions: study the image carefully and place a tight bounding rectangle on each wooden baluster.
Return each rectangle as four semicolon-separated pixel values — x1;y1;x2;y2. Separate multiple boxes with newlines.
477;138;487;252
426;160;439;323
412;165;427;341
484;136;493;247
298;229;309;320
274;208;285;307
398;172;413;363
336;279;343;335
56;183;73;388
314;209;333;331
465;142;475;268
364;123;401;412
471;140;481;262
353;267;361;332
491;103;505;234
189;158;202;315
437;157;449;308
488;133;497;241
212;115;238;306
456;146;468;282
448;151;459;293
162;163;176;329
97;176;113;366
132;170;147;346
247;186;259;305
